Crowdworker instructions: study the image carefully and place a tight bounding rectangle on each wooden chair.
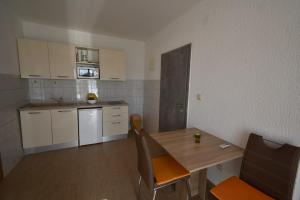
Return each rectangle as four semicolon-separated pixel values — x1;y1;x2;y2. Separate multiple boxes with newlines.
134;129;192;200
210;133;300;200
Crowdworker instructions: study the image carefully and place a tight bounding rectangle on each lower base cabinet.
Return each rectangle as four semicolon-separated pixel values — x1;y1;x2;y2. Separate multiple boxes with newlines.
20;110;52;148
51;109;78;144
20;108;78;149
20;105;129;151
102;106;128;137
103;120;128;137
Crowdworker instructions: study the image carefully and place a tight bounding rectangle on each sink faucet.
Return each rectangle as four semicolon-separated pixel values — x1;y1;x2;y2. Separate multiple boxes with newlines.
50;97;64;103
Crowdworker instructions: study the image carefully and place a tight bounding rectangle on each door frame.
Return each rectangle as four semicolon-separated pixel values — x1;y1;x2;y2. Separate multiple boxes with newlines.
159;43;191;132
0;154;3;181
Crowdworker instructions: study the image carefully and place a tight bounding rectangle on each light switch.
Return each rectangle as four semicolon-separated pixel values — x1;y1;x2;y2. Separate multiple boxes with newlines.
149;57;155;71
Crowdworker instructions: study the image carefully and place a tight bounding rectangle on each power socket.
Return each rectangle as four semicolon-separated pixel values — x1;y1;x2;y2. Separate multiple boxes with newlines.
196;94;202;101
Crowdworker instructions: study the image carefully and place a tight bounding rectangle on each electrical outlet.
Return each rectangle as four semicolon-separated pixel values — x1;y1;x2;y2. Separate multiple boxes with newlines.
196;94;202;101
216;164;223;171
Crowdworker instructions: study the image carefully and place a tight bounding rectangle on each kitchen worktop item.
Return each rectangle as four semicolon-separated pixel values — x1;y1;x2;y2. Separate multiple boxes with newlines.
87;100;97;104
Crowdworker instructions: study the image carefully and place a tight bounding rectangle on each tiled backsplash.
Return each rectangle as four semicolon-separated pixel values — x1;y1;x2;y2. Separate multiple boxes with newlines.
0;74;28;176
28;79;144;116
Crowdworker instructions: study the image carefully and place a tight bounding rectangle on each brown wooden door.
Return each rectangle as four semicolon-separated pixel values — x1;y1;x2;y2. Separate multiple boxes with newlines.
159;44;191;132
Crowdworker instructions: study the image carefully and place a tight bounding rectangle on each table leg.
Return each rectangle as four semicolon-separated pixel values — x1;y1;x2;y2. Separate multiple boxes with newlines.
178;169;207;200
178;180;188;200
198;169;207;200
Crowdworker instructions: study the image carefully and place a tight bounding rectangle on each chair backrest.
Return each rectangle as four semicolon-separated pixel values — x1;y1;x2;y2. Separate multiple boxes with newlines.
134;129;155;190
240;133;300;200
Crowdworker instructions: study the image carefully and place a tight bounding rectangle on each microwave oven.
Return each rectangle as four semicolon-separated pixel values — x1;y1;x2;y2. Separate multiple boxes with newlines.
77;65;100;79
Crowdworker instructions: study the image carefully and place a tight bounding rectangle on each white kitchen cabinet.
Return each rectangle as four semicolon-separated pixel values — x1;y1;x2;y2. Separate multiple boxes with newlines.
100;48;126;81
18;38;50;79
102;106;128;136
18;38;126;81
102;112;128;122
51;108;78;144
20;110;52;148
102;106;128;115
48;42;76;79
103;120;128;137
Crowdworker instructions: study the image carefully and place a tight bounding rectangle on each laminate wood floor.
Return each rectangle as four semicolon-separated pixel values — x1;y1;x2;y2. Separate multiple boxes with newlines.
0;136;188;200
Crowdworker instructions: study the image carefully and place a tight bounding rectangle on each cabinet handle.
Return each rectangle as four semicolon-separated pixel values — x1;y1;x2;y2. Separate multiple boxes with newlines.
112;114;121;117
58;110;72;113
112;122;121;124
56;75;69;78
28;75;41;77
28;112;41;114
110;77;120;80
112;107;121;109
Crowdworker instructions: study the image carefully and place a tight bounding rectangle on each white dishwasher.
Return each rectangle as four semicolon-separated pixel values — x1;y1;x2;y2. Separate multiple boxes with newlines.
78;108;103;146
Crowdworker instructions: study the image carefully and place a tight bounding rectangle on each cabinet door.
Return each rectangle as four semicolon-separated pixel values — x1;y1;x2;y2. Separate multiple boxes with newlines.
100;48;126;81
18;38;50;79
103;120;128;136
20;110;52;148
48;42;76;79
51;109;78;144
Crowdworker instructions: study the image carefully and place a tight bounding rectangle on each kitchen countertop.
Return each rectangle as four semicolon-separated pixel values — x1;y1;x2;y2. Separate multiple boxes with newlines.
19;101;128;111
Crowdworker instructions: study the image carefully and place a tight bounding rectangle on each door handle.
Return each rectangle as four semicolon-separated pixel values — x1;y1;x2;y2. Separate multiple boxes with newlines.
28;74;41;77
28;112;41;114
175;104;185;112
58;110;72;113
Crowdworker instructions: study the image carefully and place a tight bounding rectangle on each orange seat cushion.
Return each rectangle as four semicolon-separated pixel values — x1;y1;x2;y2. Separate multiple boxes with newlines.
152;155;190;186
210;176;274;200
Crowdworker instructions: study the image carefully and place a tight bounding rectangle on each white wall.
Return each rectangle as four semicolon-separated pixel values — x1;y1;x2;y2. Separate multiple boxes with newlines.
145;0;300;199
0;3;23;75
22;21;145;80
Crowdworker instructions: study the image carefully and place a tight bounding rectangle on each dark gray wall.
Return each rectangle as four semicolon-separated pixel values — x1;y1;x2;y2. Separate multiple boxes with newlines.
0;2;28;176
0;75;28;176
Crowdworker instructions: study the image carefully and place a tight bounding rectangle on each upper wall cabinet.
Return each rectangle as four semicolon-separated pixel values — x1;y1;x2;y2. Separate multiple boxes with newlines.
48;42;76;79
18;38;50;79
100;48;126;81
18;38;127;80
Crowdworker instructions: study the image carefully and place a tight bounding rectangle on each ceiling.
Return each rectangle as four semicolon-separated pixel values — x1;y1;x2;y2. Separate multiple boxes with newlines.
2;0;201;41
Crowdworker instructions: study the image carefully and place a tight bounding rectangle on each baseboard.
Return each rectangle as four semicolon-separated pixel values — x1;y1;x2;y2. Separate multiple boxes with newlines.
24;141;79;155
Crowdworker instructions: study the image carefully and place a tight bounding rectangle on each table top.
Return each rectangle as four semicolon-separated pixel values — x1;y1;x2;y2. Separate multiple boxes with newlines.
150;128;244;173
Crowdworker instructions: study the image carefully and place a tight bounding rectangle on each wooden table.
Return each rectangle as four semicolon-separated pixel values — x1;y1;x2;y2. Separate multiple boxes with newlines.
150;128;244;199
